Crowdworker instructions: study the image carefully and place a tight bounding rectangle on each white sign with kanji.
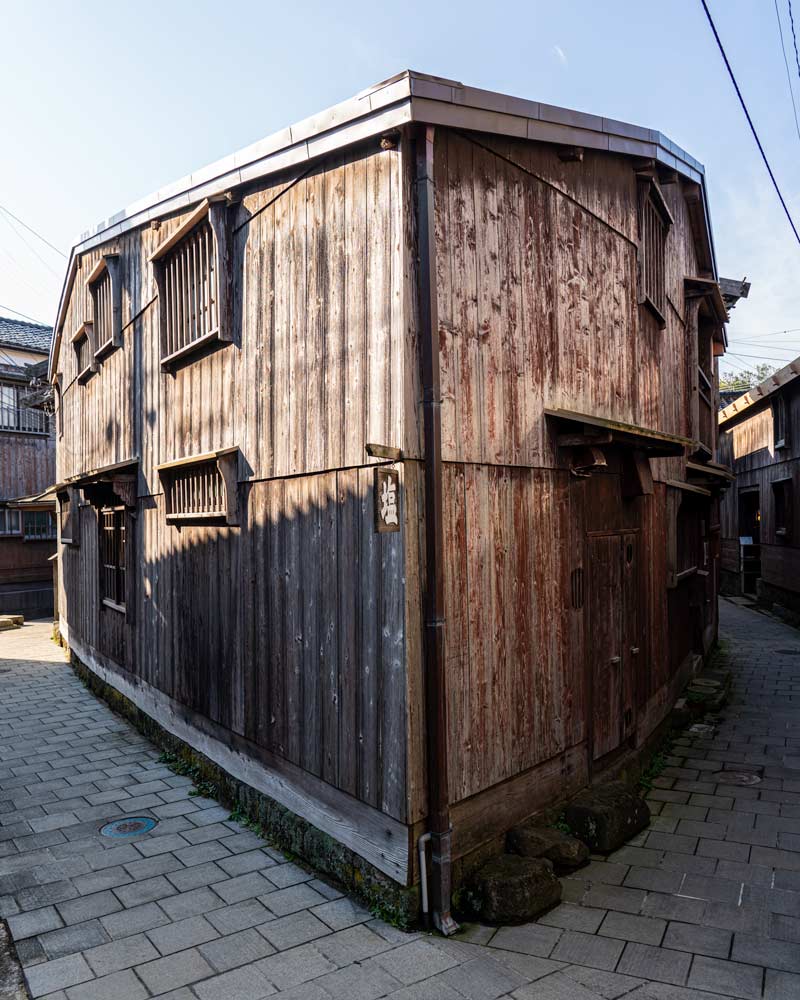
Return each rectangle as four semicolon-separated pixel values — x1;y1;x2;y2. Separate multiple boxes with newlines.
374;468;401;533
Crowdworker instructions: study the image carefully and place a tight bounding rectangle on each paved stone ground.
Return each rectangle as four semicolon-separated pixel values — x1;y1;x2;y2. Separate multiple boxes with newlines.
2;601;800;999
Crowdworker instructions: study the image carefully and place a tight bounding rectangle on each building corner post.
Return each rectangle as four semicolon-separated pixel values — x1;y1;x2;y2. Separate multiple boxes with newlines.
414;124;457;936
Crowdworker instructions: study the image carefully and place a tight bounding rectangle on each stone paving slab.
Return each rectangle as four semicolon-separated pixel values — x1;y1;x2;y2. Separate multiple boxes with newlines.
5;604;800;997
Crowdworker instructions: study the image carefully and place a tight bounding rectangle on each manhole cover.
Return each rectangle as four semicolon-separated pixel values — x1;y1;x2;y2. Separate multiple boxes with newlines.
718;772;762;786
100;817;158;838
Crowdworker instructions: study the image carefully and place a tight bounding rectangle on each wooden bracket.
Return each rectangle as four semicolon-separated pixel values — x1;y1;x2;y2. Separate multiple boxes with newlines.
366;442;404;461
622;451;654;498
570;446;607;476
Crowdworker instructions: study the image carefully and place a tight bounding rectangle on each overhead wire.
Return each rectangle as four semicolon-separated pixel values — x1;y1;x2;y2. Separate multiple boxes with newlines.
700;0;800;245
0;303;50;325
776;0;800;140
0;211;62;279
790;0;800;83
0;204;65;258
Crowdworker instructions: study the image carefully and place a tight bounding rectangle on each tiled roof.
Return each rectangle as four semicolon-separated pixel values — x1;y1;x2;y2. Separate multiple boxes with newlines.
0;317;53;355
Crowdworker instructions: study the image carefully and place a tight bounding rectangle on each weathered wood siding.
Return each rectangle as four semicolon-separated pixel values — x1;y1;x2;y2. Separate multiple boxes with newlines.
433;128;708;805
57;142;416;833
1;432;54;498
1;422;56;587
719;389;800;593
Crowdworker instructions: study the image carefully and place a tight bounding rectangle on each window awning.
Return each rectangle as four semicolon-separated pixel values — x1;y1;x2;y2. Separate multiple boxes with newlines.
545;408;692;457
67;458;139;508
4;485;59;510
686;460;734;492
66;457;139;486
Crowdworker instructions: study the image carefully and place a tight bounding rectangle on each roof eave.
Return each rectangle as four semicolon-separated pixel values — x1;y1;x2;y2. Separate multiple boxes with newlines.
50;69;718;376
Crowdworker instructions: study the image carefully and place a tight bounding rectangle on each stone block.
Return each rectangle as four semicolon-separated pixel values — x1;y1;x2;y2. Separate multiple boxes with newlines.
564;782;650;853
460;854;562;924
506;824;590;873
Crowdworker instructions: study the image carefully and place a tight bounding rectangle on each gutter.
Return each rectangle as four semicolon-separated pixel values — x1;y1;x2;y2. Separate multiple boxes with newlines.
414;124;457;936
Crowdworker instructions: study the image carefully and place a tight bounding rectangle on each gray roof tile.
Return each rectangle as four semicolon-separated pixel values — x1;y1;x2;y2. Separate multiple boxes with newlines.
0;317;53;355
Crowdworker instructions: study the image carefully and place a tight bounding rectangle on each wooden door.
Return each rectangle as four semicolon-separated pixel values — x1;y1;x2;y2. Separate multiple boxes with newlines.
588;535;624;760
622;532;639;741
589;532;640;761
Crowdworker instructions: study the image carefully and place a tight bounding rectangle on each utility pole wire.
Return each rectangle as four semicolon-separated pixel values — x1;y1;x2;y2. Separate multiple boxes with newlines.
0;303;50;325
776;0;800;140
0;212;62;279
790;0;800;84
0;204;66;258
700;0;800;246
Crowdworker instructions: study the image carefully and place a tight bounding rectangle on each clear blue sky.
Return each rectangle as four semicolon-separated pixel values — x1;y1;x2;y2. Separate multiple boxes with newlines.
1;0;798;379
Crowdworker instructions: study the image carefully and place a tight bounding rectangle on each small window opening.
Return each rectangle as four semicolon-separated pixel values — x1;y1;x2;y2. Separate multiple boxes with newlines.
100;507;126;610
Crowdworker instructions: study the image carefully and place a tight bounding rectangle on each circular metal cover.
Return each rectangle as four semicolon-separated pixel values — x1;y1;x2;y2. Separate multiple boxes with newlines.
100;816;158;838
718;772;761;786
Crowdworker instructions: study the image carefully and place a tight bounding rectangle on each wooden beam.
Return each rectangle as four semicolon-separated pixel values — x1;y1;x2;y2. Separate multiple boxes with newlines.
149;200;210;262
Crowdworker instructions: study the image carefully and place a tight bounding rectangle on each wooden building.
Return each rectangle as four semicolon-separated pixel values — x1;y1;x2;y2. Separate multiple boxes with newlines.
719;360;800;611
0;318;56;615
50;71;736;930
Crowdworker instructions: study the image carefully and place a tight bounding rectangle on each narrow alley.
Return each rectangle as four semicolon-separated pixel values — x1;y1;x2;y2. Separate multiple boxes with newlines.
2;600;800;999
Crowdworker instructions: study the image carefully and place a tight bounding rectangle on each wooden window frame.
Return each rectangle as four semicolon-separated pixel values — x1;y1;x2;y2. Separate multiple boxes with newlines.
156;447;240;526
22;509;56;542
150;199;234;371
772;395;789;451
72;321;98;383
0;508;22;537
53;374;63;439
0;381;50;435
637;177;673;329
86;253;123;360
99;506;127;612
773;477;792;541
58;488;80;547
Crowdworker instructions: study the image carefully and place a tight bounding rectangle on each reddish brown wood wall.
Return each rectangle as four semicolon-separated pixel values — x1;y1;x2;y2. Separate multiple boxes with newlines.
432;128;711;809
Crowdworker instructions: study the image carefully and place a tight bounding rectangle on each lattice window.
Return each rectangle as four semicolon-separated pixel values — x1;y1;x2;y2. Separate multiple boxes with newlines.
157;447;240;525
22;510;56;541
87;253;122;359
151;200;233;369
100;507;126;609
167;461;225;517
0;509;21;536
72;322;97;383
638;179;673;326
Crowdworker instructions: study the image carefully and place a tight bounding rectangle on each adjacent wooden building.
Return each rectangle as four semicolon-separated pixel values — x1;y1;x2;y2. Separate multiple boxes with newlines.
50;71;736;929
719;360;800;610
0;318;56;615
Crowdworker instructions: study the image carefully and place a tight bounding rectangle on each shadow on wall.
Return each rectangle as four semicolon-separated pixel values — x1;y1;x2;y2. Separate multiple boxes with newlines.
60;465;412;826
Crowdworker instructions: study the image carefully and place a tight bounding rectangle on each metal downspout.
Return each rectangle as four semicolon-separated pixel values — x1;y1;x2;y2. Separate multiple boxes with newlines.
414;124;457;936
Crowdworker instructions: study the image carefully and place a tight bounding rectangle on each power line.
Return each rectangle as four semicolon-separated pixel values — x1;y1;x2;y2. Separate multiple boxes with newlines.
731;327;800;340
790;0;800;84
700;0;800;245
0;303;50;325
727;351;794;365
0;204;66;258
0;212;61;279
776;0;800;140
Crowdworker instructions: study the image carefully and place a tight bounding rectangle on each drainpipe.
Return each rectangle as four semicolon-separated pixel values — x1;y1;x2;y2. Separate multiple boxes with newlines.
414;124;457;936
